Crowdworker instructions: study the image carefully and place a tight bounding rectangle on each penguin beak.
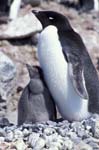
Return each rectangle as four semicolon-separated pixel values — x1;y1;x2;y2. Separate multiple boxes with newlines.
32;10;39;16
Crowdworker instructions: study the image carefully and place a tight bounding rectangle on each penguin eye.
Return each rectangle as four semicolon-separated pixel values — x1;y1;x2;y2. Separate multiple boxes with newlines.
49;17;54;20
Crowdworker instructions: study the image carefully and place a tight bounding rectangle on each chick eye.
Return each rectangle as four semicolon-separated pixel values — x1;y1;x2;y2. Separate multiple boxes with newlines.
49;17;54;20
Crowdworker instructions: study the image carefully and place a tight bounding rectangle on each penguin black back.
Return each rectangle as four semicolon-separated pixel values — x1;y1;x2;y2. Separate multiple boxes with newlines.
33;10;99;114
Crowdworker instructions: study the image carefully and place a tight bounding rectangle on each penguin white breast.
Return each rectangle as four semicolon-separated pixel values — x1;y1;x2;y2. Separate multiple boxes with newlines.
38;25;90;121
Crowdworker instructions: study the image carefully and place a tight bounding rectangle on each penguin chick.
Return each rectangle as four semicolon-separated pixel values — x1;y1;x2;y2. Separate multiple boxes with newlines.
18;65;56;125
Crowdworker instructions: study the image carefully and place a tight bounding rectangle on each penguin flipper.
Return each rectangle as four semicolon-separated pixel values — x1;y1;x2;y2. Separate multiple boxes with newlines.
69;62;88;99
63;51;88;99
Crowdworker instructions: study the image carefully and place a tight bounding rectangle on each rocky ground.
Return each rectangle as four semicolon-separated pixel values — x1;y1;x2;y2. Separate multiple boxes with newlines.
0;1;99;149
0;114;99;149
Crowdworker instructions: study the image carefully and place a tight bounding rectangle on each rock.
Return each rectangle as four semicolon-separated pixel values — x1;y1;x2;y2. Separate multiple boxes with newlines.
0;12;42;40
34;137;46;149
0;118;10;127
46;135;63;149
92;119;99;138
43;132;58;144
23;0;41;7
57;128;66;137
63;138;73;149
0;137;5;143
46;120;57;127
0;51;16;117
0;51;16;100
28;132;40;148
23;128;30;137
75;141;93;150
66;131;81;143
43;127;56;136
48;141;62;149
45;134;63;149
88;141;99;150
48;147;59;150
14;129;23;140
0;128;6;137
0;142;10;150
5;130;14;142
14;139;27;150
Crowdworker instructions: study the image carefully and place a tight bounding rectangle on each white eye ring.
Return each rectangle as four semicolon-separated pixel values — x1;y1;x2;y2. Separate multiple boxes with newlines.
49;17;54;20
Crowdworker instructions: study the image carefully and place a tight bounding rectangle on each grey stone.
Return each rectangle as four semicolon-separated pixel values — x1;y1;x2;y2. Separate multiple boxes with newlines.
84;137;99;149
92;119;99;138
0;128;6;137
0;12;42;40
74;141;93;150
48;147;59;150
14;139;27;150
43;132;58;143
28;132;40;148
70;122;84;132
63;138;73;149
23;128;30;137
43;127;56;136
14;129;23;140
0;51;16;100
57;128;66;137
4;124;16;131
33;137;46;149
45;135;64;149
47;141;63;149
89;141;99;149
22;0;41;7
66;131;81;143
0;118;10;127
5;130;14;142
77;128;86;138
0;137;5;143
46;120;57;127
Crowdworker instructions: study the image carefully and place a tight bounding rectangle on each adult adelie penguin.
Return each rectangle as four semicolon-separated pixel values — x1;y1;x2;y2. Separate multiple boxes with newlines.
33;10;99;121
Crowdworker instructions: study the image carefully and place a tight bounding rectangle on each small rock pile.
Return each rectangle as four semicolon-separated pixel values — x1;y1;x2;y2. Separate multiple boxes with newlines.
0;114;99;149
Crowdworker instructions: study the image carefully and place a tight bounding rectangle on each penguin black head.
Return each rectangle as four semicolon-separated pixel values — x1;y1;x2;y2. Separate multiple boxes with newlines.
26;64;44;81
32;10;73;31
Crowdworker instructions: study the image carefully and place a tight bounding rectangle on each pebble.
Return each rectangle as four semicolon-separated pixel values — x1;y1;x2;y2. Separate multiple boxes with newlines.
28;132;40;148
74;141;93;150
0;128;6;137
14;129;23;139
5;130;14;142
48;146;59;150
43;127;56;135
23;128;30;137
57;128;66;137
14;139;27;150
0;137;5;143
0;51;16;100
92;119;99;138
34;137;46;149
63;138;73;149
